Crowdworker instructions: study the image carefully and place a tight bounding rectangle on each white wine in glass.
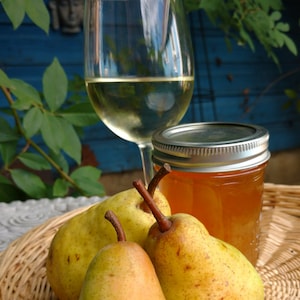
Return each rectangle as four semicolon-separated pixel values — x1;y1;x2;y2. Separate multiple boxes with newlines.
84;0;194;184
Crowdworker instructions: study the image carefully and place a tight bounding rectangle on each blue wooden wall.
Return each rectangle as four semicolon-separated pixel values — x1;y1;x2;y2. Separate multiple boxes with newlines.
1;1;300;174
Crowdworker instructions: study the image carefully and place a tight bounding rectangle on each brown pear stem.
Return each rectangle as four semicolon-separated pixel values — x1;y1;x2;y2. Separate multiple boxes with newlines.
140;163;171;213
133;179;172;233
147;163;172;197
105;210;126;242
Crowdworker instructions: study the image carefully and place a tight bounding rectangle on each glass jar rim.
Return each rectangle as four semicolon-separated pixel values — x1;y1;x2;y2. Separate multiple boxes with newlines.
152;122;270;172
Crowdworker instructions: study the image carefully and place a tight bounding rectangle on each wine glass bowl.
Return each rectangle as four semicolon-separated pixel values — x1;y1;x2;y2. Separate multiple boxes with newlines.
84;0;194;184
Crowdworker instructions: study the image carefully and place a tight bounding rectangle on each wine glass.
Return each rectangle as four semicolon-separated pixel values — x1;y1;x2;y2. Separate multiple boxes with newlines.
84;0;194;185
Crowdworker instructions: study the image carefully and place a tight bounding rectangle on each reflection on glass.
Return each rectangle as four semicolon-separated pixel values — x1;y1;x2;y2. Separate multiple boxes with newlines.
84;0;194;184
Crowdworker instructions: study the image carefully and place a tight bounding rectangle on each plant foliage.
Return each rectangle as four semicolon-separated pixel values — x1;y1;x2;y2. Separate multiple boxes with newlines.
0;60;104;202
1;0;49;33
184;0;297;65
0;1;105;201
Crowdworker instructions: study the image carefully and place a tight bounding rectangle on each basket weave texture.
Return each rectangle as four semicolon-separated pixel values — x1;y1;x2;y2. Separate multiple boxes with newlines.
0;183;299;300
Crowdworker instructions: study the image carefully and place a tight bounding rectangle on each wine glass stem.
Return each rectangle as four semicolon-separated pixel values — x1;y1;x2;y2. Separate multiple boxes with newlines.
138;142;154;186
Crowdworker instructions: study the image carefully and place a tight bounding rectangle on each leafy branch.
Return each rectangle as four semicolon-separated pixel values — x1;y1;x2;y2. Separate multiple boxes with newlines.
0;0;50;33
0;0;107;202
184;0;298;65
0;59;104;202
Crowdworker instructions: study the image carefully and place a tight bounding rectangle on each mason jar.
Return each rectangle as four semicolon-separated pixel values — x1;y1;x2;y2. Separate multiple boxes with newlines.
152;122;270;265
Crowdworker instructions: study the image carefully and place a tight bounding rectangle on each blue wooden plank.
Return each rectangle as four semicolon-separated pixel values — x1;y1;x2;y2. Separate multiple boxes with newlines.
0;25;84;66
2;12;299;68
86;137;142;172
1;1;300;174
210;95;300;123
265;120;300;152
83;122;125;141
0;65;84;86
1;62;288;99
3;26;298;68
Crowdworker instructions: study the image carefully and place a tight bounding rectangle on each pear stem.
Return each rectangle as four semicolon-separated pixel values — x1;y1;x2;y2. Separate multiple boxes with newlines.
133;179;172;233
140;163;171;213
105;210;126;242
147;163;171;197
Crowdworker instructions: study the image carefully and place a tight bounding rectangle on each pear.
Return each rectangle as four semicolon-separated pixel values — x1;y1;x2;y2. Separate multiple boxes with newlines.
79;210;166;300
46;165;171;300
133;179;265;300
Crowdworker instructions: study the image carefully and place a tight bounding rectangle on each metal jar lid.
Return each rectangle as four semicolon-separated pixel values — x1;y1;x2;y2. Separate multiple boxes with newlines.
152;122;270;172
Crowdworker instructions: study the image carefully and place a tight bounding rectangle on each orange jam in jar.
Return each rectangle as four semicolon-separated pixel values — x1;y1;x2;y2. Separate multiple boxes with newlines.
152;122;270;265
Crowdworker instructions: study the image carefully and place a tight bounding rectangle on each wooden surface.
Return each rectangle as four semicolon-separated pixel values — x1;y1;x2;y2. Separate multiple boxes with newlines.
1;1;300;173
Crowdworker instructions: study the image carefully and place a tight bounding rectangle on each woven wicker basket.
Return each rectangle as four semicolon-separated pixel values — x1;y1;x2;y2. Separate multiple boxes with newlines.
0;183;299;300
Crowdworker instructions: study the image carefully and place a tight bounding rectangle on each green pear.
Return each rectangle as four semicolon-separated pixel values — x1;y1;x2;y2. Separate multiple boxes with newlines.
79;210;166;300
133;179;265;300
46;165;171;300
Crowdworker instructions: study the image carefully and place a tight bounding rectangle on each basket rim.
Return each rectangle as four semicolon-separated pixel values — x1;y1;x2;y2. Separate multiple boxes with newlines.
0;182;299;299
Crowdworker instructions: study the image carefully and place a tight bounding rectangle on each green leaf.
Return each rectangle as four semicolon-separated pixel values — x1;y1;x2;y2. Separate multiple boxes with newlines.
0;174;12;185
260;0;282;11
53;178;69;197
25;0;50;34
10;169;47;199
60;103;99;126
40;114;63;153
40;114;81;162
74;177;105;196
18;153;52;170
183;0;202;12
0;132;18;143
11;98;33;110
282;34;298;56
284;89;298;99
275;22;290;32
239;27;255;52
71;165;102;181
71;166;105;196
1;0;26;29
199;0;222;12
61;113;99;127
0;141;17;166
0;137;18;169
0;69;13;88
0;118;19;142
272;31;285;48
23;107;43;138
58;118;82;163
10;79;42;107
270;11;282;22
0;182;27;202
49;150;69;173
43;58;68;112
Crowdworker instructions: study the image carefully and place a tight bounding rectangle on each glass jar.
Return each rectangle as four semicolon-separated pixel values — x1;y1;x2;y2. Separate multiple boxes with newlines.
152;122;270;265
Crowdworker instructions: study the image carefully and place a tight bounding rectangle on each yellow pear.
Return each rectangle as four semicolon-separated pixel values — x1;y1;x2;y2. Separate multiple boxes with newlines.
79;210;166;300
133;179;265;300
46;165;171;300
